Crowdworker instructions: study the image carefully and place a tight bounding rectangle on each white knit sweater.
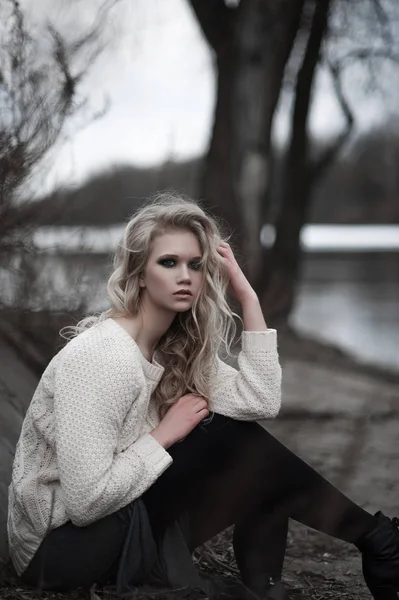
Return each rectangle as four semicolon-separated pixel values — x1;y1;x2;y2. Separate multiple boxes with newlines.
7;318;282;575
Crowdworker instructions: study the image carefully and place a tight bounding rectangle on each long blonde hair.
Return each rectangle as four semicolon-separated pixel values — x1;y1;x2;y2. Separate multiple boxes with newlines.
62;192;240;417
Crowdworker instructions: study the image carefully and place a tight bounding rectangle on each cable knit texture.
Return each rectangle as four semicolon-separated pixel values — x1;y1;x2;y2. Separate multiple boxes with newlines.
8;318;282;575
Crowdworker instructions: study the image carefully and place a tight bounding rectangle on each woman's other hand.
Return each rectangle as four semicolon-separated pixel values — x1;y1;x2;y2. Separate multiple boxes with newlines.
150;393;209;449
217;241;256;304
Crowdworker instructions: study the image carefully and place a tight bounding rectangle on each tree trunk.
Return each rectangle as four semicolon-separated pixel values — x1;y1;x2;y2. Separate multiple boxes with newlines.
260;0;332;326
202;47;243;242
190;0;305;277
231;0;306;279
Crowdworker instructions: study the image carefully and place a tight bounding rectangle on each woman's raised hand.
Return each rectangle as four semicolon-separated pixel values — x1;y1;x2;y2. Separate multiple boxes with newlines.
150;393;209;449
217;241;256;304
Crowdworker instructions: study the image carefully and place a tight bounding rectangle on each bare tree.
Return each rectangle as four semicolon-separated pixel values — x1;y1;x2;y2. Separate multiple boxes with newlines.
0;0;113;259
188;0;399;325
258;0;343;320
260;0;399;324
188;0;305;279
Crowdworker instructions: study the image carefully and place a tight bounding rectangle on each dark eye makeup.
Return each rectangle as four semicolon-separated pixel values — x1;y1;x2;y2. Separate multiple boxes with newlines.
158;258;202;270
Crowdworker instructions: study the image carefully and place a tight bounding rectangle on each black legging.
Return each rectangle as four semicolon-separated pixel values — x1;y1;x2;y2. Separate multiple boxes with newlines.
21;414;376;593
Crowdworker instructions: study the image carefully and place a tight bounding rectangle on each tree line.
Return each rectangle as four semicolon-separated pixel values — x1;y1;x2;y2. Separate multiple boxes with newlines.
34;124;399;229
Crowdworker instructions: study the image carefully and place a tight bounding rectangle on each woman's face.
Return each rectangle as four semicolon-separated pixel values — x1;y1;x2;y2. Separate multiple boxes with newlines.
139;229;204;313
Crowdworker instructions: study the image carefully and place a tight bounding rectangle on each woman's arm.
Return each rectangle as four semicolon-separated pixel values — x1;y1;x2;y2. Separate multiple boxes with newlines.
213;243;281;420
241;292;268;332
54;340;172;527
209;329;282;421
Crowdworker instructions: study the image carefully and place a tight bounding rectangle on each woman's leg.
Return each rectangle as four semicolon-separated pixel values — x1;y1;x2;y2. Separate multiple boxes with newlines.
143;414;377;592
22;414;377;594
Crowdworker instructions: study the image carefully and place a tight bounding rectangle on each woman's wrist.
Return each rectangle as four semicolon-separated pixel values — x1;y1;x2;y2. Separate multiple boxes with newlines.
241;293;268;331
239;289;258;306
150;426;172;450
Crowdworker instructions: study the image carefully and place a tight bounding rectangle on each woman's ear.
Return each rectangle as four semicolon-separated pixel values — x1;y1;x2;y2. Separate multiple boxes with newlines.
139;271;145;288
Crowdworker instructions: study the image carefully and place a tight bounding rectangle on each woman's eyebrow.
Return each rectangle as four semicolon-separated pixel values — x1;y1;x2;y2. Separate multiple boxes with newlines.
157;254;203;260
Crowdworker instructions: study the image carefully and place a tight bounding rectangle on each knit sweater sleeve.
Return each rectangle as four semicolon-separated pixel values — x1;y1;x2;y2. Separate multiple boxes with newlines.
209;330;282;421
53;337;172;527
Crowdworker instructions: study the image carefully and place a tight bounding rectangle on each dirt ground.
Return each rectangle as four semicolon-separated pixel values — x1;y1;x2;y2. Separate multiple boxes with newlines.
1;332;398;600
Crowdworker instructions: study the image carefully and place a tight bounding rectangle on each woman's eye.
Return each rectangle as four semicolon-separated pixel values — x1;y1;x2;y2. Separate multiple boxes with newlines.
159;259;202;270
190;262;202;270
159;259;175;267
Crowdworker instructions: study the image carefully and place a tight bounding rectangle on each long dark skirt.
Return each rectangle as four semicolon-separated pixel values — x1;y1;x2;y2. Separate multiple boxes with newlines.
20;414;375;595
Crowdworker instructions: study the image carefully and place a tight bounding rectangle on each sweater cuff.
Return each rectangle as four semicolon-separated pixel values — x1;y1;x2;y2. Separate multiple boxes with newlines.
133;432;173;475
241;329;277;351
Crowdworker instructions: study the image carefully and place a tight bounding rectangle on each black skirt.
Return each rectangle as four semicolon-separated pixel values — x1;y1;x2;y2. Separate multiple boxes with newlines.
20;496;210;596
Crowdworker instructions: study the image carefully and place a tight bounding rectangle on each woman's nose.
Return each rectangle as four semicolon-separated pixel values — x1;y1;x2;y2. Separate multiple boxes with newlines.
177;265;191;282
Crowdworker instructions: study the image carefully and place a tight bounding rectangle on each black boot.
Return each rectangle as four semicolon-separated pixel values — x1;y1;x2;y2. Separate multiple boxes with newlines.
356;511;399;599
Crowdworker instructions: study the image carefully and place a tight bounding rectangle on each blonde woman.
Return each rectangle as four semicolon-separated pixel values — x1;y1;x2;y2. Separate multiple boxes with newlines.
8;194;399;600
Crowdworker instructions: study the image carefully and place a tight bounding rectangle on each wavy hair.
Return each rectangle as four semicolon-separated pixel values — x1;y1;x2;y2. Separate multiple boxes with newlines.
61;192;241;418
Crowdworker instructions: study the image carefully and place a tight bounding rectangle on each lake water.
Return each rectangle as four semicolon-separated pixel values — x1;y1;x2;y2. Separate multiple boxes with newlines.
2;226;398;370
292;255;398;369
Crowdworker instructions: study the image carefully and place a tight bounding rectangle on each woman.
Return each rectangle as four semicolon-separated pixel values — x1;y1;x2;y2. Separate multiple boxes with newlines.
7;193;399;600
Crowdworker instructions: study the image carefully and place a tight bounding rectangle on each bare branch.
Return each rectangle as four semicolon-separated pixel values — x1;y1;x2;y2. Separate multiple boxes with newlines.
369;0;394;47
338;48;399;67
311;59;354;181
0;0;113;258
327;59;354;130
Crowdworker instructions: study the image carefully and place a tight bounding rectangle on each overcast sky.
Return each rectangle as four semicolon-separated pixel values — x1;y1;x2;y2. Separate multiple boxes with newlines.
21;0;399;196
